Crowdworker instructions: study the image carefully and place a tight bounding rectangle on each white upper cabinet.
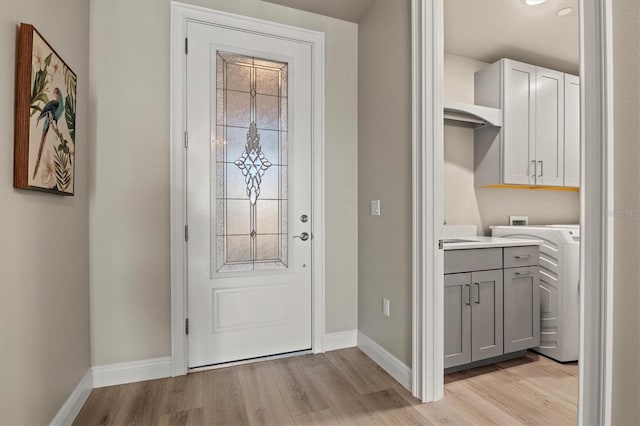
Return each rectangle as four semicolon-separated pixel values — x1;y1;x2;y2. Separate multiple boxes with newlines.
564;74;580;187
535;67;565;186
474;58;579;188
503;60;536;185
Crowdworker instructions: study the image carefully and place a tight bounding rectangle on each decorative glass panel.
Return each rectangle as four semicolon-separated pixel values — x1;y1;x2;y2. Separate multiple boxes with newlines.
214;52;288;274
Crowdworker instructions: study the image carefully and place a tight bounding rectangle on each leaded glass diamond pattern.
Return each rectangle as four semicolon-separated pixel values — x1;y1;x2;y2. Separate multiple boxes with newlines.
234;123;272;205
214;52;288;274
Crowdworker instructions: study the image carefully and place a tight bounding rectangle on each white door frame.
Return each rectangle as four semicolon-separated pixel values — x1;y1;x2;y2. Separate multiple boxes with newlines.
411;0;444;402
412;0;615;423
169;1;325;376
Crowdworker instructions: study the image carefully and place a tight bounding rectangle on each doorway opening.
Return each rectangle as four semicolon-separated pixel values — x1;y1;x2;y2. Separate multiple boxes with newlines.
414;0;613;424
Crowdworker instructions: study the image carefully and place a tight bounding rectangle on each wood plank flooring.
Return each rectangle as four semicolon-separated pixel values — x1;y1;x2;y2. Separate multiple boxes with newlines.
74;348;578;425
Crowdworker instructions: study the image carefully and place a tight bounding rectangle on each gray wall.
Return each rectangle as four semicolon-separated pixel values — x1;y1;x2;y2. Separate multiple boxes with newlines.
89;0;358;366
0;1;90;424
444;54;580;235
358;0;412;366
611;0;640;423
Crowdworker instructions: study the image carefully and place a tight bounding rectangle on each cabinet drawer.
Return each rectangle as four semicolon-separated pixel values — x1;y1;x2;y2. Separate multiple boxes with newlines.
444;248;503;274
504;246;539;268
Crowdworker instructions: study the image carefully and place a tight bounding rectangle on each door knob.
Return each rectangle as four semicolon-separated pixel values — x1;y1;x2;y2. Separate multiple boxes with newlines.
294;232;310;241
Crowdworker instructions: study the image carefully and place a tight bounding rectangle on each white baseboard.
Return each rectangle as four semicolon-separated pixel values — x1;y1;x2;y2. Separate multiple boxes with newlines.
357;331;412;391
92;357;171;388
324;330;358;351
50;369;93;426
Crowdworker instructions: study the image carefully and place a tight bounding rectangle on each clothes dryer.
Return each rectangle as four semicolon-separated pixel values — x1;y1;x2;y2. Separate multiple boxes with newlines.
491;225;579;362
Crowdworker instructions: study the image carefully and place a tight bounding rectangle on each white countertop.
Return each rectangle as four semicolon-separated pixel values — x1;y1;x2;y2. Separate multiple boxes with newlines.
443;236;543;250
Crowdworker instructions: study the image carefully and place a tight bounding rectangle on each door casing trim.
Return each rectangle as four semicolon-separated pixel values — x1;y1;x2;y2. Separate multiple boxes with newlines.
413;0;614;422
169;1;325;376
411;0;444;402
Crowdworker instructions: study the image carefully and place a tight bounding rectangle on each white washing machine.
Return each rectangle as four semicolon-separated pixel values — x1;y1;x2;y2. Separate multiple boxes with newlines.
491;225;579;362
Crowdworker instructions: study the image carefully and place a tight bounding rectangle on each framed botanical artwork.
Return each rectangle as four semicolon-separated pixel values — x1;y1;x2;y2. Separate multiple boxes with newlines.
14;23;77;195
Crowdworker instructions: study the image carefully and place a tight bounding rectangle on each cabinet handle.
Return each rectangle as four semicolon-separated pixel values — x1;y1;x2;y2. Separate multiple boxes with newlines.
515;271;533;277
474;283;480;304
514;254;532;259
465;284;471;306
531;160;537;180
538;160;543;178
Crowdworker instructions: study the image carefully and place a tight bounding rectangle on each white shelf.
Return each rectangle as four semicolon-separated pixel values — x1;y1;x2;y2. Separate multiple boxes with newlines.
444;101;502;127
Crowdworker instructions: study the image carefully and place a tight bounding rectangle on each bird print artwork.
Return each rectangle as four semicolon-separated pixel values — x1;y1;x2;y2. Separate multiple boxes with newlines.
14;24;77;195
33;87;64;179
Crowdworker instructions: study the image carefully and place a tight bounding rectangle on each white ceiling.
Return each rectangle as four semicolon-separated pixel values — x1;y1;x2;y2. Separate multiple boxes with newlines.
260;0;376;23
260;0;579;74
445;0;580;74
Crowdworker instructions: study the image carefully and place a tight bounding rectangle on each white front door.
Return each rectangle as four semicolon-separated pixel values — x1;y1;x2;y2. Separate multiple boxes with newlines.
186;21;313;368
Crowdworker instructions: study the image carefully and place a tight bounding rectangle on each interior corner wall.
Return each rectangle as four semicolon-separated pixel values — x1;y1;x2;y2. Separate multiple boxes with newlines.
0;1;90;424
443;53;580;235
611;0;640;423
358;0;412;366
88;0;358;366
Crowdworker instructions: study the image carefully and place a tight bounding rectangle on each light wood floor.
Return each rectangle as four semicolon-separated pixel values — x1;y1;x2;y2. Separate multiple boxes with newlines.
74;348;578;425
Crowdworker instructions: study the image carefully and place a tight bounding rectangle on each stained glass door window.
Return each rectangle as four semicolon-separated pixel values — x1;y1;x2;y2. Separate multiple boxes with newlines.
214;52;288;273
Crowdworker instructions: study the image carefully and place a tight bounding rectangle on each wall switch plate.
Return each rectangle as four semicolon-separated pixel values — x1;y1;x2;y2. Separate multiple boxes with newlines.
383;298;390;317
509;215;529;226
370;200;381;216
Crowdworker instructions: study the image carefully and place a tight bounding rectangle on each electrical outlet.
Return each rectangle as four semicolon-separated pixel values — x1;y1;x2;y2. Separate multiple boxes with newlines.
370;200;381;216
510;215;529;226
383;298;390;317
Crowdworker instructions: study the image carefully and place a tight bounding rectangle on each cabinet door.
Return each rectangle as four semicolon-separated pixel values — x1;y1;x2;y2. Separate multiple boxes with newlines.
535;67;565;186
504;266;541;352
502;59;536;185
470;270;504;362
564;74;580;187
444;273;472;368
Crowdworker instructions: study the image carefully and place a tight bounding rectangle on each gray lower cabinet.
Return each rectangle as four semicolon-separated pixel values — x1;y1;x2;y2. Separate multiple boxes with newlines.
471;270;504;361
444;273;471;368
444;269;503;369
504;266;540;352
444;246;539;370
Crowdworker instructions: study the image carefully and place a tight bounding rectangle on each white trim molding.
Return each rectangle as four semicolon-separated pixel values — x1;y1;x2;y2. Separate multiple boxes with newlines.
92;357;171;388
411;0;444;403
170;2;326;375
358;332;412;391
578;0;614;424
324;330;358;352
50;369;93;426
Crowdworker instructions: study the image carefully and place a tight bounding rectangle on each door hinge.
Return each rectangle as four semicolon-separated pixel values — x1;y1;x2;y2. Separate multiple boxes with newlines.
185;37;188;54
438;239;444;250
184;131;189;148
185;225;189;242
185;318;189;335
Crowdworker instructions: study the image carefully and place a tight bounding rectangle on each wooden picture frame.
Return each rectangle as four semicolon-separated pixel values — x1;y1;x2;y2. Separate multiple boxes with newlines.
14;23;77;195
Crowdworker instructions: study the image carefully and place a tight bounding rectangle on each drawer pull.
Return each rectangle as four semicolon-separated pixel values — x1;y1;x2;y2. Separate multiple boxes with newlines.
514;271;533;277
514;254;532;259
